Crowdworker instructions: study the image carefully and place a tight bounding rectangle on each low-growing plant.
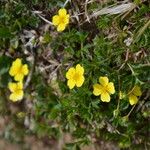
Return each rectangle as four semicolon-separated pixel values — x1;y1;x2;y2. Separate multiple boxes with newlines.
0;0;150;149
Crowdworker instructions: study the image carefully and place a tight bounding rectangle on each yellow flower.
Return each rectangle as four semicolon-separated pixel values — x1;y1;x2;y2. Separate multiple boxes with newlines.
9;58;29;81
8;82;24;102
128;85;142;105
66;64;85;89
93;76;115;102
52;8;69;32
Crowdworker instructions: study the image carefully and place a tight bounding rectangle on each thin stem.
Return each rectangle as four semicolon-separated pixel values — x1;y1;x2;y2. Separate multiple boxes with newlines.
63;0;71;7
117;74;121;111
127;63;135;76
127;63;143;84
24;48;36;89
126;105;136;117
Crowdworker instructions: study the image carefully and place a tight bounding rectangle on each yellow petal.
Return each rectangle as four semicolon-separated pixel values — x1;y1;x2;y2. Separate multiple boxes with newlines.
17;82;23;90
9;58;22;76
58;8;67;17
64;15;69;24
101;92;110;102
16;90;24;100
67;79;75;89
93;84;103;96
57;23;66;32
106;82;115;94
9;90;24;102
76;64;84;75
8;82;17;92
129;94;138;105
9;93;18;102
99;76;109;87
9;66;18;76
52;15;60;26
22;64;29;75
66;67;75;79
12;58;22;67
132;86;142;96
76;76;84;87
14;73;24;81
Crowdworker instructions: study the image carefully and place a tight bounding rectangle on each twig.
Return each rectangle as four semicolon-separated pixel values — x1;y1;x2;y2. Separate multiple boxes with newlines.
85;0;90;22
32;11;53;25
71;12;85;18
50;64;62;78
24;49;36;89
118;49;129;71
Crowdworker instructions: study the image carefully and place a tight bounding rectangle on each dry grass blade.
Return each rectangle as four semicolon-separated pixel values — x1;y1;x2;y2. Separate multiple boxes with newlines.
32;11;53;25
89;2;136;19
85;0;91;23
134;19;150;43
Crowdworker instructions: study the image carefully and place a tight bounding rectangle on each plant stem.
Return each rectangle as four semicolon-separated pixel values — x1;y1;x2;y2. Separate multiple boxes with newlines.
127;105;136;117
63;0;71;7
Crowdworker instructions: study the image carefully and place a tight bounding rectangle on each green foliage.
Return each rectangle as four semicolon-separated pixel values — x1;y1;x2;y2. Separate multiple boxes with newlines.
0;0;150;149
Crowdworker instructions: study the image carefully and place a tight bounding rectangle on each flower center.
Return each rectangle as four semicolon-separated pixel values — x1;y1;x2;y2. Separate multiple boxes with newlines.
59;16;65;24
102;86;109;93
73;73;80;81
17;66;23;74
15;89;20;94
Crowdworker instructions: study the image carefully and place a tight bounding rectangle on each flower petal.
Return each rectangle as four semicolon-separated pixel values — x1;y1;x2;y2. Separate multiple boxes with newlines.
99;76;109;87
129;94;138;105
93;84;103;96
9;90;24;102
76;76;84;87
132;86;142;96
9;93;18;102
64;14;69;24
9;67;18;76
9;58;22;76
12;58;22;67
76;64;84;75
58;8;67;16
16;90;24;100
22;64;29;75
67;79;75;89
8;82;17;92
66;67;75;79
17;82;23;90
57;23;66;32
106;82;115;94
101;92;110;102
52;15;60;26
14;73;24;81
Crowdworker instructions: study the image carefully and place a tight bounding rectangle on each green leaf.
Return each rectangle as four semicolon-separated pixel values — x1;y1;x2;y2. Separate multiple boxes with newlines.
0;27;12;38
0;56;11;75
